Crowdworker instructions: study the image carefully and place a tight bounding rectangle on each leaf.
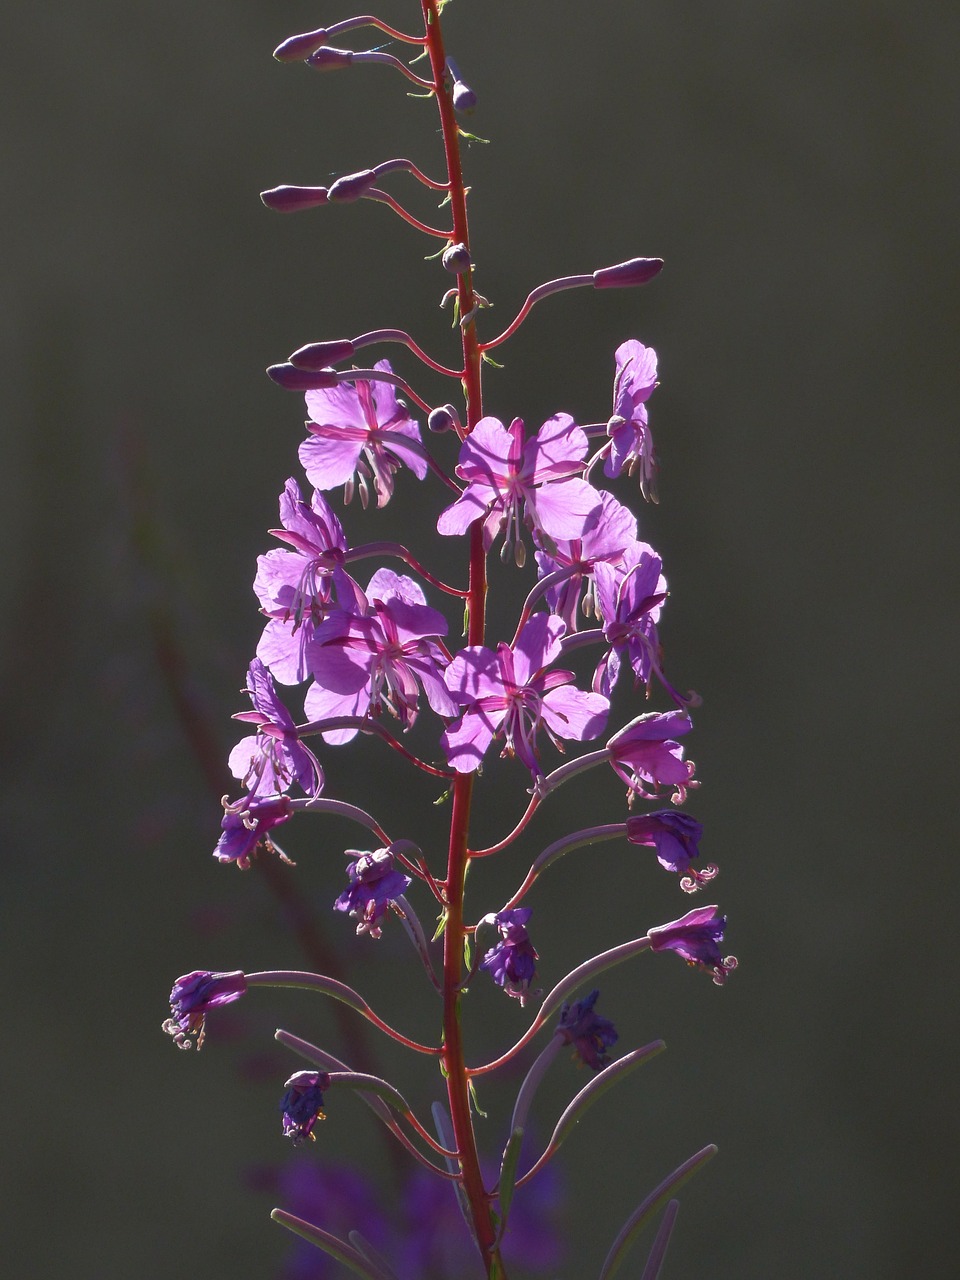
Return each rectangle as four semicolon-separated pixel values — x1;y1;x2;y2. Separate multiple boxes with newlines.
496;1126;524;1241
271;1210;383;1280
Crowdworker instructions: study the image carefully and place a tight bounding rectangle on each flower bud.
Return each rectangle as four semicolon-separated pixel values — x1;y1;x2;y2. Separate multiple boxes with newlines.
593;257;664;289
267;363;339;391
327;169;378;203
445;57;477;112
260;185;329;213
273;29;328;62
442;242;472;274
428;403;461;433
288;339;356;370
307;46;354;72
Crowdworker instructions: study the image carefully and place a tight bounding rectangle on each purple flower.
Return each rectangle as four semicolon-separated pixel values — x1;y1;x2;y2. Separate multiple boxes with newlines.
163;969;246;1050
214;792;293;869
606;710;695;804
299;360;427;508
592;540;667;696
437;414;602;561
647;905;738;985
626;809;718;891
480;908;539;1004
280;1070;331;1144
334;846;413;938
604;340;659;498
556;989;618;1071
228;659;323;796
441;612;609;776
533;491;638;631
303;569;455;743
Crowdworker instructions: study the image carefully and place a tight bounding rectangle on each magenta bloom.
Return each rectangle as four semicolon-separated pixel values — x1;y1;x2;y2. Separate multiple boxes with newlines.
533;491;639;631
334;847;412;938
556;989;618;1071
228;659;323;796
604;340;659;498
254;478;364;685
303;569;455;743
214;792;293;869
441;612;609;776
437;414;602;557
592;541;667;696
299;360;426;507
480;908;539;1003
648;905;738;985
163;969;247;1050
606;710;695;804
280;1070;331;1144
626;809;718;891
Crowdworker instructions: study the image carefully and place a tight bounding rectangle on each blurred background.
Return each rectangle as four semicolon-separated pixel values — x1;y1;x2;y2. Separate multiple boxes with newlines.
3;1;958;1277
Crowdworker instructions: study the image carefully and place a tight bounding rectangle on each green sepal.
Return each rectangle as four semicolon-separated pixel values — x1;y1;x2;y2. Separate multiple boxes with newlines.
457;127;491;144
481;351;505;369
432;909;449;942
468;1078;488;1119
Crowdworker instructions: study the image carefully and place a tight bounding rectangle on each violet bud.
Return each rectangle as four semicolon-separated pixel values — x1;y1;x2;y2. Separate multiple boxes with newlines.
334;847;412;939
328;169;378;203
280;1070;331;1144
593;257;665;289
273;29;328;62
163;969;247;1051
288;339;356;370
479;908;539;1004
260;185;329;213
428;403;461;434
307;46;354;72
442;242;472;274
267;363;339;391
556;989;619;1071
445;57;477;112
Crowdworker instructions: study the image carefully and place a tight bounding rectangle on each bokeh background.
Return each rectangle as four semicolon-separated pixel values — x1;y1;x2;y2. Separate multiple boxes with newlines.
3;2;958;1277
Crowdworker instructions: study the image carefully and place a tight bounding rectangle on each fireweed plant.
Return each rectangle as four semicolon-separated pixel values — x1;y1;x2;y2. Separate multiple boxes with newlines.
164;5;737;1278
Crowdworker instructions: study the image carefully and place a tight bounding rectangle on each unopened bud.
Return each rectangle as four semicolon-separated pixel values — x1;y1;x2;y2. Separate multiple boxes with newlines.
442;243;472;275
428;404;461;433
267;363;339;391
593;258;664;289
289;340;356;370
273;29;328;62
260;185;329;213
328;170;378;203
445;57;477;112
307;46;355;71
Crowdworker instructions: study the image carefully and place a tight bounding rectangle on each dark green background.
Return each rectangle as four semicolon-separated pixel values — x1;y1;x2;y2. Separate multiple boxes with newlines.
3;2;957;1277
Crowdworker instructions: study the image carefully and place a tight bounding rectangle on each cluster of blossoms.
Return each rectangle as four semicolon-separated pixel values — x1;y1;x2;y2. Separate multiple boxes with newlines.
165;6;735;1279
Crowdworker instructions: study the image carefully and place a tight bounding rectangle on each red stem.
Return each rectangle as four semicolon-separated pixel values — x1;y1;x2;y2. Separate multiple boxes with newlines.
421;4;504;1275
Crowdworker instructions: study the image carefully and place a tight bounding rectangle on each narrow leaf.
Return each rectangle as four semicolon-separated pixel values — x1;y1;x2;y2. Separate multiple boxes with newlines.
639;1200;680;1280
348;1231;401;1280
496;1126;524;1241
597;1145;717;1280
271;1210;382;1280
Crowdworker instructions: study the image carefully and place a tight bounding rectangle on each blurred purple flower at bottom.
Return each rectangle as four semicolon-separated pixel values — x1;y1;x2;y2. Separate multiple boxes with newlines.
280;1071;331;1144
557;988;619;1070
163;969;247;1050
648;905;738;985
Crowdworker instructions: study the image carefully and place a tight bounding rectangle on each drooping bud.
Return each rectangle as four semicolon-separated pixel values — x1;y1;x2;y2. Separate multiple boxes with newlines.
428;403;461;434
445;57;477;112
593;257;664;289
306;46;354;72
267;363;339;391
556;989;619;1071
260;185;329;213
163;970;247;1050
273;29;328;62
442;242;472;274
288;339;356;370
328;169;378;203
280;1070;331;1143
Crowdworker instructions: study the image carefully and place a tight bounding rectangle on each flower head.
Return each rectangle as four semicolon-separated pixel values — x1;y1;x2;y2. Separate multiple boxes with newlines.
604;340;659;499
556;989;618;1071
214;792;293;869
334;846;412;938
299;360;426;507
163;969;247;1050
626;809;718;891
280;1070;331;1144
647;905;738;985
480;908;539;1004
228;659;323;797
606;710;695;805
